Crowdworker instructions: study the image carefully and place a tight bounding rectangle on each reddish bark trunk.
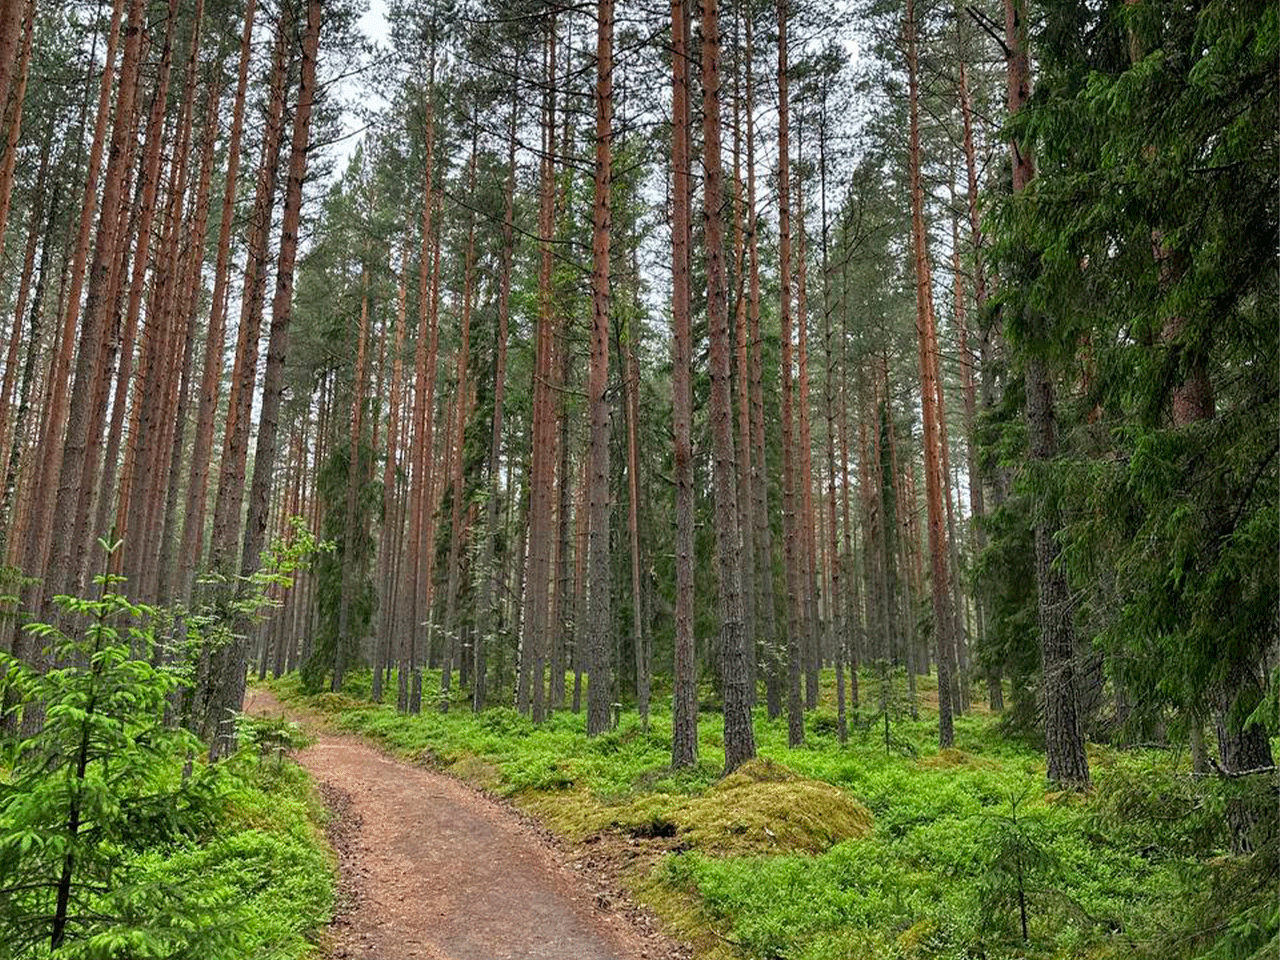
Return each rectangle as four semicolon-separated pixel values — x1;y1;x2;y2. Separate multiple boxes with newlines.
745;13;781;720
207;5;292;574
730;22;757;700
241;0;322;586
177;0;258;600
17;0;125;610
905;0;955;747
0;0;35;277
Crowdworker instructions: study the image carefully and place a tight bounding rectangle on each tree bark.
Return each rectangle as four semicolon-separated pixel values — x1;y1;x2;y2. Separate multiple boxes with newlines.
24;0;139;632
235;0;321;721
703;0;756;772
335;273;371;692
730;18;756;703
0;129;56;564
838;246;860;710
906;0;955;747
475;91;518;713
745;13;781;721
585;0;614;738
520;19;558;720
10;0;121;608
156;74;220;604
794;122;820;711
207;4;292;575
107;0;201;601
0;0;35;287
777;0;804;748
622;318;647;724
0;126;46;543
1005;0;1089;788
373;248;410;702
819;103;845;743
669;0;696;766
440;121;479;710
398;67;438;713
0;0;27;132
177;0;257;601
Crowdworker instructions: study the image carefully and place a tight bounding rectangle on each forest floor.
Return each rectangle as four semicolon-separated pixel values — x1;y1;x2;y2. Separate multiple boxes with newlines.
245;686;686;960
255;670;1228;960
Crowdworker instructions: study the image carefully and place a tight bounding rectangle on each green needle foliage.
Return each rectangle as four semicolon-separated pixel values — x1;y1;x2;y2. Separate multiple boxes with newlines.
976;791;1063;945
0;543;333;959
0;546;232;958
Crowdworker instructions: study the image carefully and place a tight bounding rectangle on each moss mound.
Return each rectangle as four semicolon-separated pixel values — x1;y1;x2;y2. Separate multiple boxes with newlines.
678;772;873;854
717;757;800;787
518;759;871;854
918;748;1000;771
517;788;614;840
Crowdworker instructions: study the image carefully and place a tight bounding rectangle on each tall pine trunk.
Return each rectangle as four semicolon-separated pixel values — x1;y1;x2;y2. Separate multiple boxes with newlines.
818;105;846;743
669;0;696;766
237;0;322;716
730;21;757;702
22;0;137;638
702;0;756;772
794;125;820;710
398;65;438;713
622;319;647;724
177;0;257;600
520;20;558;720
745;14;780;720
335;273;371;692
475;90;518;713
207;5;291;574
777;0;804;748
440;122;479;710
584;0;614;738
905;0;955;747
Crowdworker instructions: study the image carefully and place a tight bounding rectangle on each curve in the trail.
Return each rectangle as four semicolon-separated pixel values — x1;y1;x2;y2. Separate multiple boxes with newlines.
246;689;653;960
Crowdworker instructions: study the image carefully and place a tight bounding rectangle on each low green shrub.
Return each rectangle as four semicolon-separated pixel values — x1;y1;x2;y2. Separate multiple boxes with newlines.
267;668;1270;960
0;566;332;960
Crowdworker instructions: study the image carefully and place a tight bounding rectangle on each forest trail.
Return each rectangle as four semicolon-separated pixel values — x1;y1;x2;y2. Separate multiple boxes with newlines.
244;688;660;960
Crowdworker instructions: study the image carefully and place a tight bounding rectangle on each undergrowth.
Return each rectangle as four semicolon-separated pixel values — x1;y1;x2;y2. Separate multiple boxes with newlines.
264;669;1276;960
135;748;334;960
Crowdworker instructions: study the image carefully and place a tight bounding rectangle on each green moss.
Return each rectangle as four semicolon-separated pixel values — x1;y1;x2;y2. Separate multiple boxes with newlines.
514;760;871;856
447;755;503;791
678;765;873;855
265;669;1198;960
634;869;741;960
896;917;940;958
515;787;616;839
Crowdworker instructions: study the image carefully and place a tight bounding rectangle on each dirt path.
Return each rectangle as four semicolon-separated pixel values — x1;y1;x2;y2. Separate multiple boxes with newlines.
245;688;670;960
